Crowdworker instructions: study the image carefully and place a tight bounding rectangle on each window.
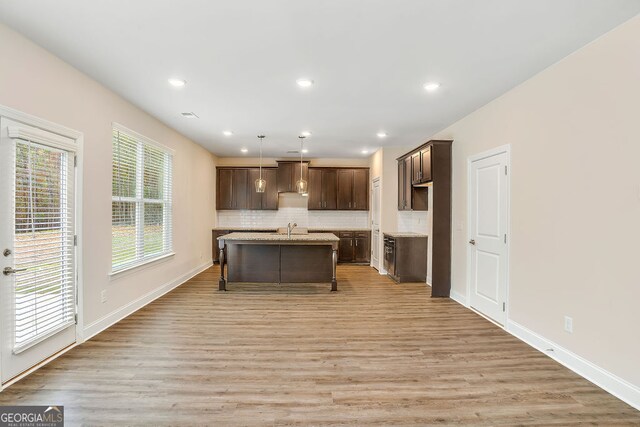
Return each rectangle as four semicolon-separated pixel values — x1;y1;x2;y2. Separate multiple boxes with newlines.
111;124;173;273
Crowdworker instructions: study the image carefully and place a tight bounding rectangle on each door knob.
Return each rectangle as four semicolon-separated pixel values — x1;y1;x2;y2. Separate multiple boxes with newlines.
469;239;476;245
3;267;27;276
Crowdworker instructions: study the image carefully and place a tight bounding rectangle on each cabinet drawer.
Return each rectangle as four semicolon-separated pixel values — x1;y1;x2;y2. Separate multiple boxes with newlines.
339;231;354;238
355;231;369;238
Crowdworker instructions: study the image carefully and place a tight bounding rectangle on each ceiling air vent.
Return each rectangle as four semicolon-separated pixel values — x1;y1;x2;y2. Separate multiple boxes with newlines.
287;150;299;154
181;112;199;119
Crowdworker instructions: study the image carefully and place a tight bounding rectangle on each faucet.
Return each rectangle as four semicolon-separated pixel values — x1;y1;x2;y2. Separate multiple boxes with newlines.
287;222;297;238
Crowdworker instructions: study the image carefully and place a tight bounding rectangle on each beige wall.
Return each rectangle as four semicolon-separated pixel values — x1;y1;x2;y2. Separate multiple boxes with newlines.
0;24;217;331
432;15;640;386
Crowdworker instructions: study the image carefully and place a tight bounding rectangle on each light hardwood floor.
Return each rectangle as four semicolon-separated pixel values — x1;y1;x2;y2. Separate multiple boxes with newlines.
0;265;638;425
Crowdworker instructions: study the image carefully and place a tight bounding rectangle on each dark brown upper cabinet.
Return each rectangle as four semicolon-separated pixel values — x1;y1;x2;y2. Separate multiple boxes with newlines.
337;168;369;210
411;146;432;185
217;167;276;210
248;168;278;210
308;168;337;210
398;157;413;210
277;161;309;193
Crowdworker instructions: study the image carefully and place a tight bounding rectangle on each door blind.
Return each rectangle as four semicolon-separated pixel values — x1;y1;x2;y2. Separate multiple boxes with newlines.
112;127;173;272
13;139;76;353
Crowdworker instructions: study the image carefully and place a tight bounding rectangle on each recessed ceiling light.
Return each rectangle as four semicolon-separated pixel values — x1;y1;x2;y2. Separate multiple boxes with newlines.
223;130;233;136
296;78;314;88
181;112;199;118
376;132;387;138
240;148;248;153
301;131;312;137
168;78;186;88
424;82;441;92
302;149;309;153
362;150;369;154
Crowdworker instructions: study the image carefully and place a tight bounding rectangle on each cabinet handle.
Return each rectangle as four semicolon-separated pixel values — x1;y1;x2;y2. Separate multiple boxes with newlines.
350;240;352;246
349;202;351;208
355;240;358;247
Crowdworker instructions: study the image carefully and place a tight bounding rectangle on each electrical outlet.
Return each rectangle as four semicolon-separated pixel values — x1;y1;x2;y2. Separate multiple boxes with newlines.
564;316;573;333
101;290;107;304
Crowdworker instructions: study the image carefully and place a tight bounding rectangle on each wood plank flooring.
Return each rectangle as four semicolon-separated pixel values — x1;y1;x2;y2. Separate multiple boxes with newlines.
0;265;638;425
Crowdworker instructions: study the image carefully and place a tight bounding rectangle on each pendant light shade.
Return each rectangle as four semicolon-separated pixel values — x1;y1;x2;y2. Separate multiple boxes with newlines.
296;135;308;195
255;135;266;193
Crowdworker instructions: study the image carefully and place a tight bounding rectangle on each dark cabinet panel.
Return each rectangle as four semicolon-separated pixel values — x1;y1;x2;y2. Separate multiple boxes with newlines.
338;231;370;263
248;169;263;210
262;168;278;210
278;161;309;193
217;169;233;210
248;168;278;210
323;169;338;210
232;169;248;209
309;168;338;210
397;156;427;211
337;169;369;210
277;162;294;193
354;236;369;262
412;152;421;184
338;232;354;262
308;168;323;209
337;169;353;210
398;160;405;209
420;146;432;182
353;169;368;210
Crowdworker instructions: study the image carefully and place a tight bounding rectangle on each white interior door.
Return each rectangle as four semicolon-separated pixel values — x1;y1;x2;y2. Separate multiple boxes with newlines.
371;178;381;270
0;118;77;383
468;149;509;325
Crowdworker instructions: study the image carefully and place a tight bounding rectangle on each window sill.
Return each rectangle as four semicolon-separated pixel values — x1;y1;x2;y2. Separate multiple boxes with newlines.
109;252;175;280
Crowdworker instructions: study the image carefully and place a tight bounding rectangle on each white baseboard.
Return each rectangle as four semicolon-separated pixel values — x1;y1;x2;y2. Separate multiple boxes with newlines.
449;289;467;306
83;261;212;341
507;320;640;411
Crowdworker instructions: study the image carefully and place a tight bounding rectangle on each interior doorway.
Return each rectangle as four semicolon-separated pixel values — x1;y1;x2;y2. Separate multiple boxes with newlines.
467;145;510;325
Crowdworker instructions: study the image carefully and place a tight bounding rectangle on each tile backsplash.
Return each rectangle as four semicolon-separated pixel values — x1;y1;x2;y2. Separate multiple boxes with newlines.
397;210;430;235
217;208;370;229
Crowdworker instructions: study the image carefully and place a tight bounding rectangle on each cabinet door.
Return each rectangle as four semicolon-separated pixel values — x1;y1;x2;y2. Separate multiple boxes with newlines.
232;169;248;209
353;169;368;210
277;162;293;192
404;157;412;210
293;162;309;191
322;169;338;210
262;168;278;210
308;168;323;209
411;152;421;183
217;169;233;210
338;236;354;262
354;237;369;262
398;160;405;210
421;146;432;182
248;168;263;210
337;169;353;210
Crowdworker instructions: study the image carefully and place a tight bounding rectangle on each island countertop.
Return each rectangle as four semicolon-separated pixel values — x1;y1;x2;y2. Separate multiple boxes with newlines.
217;232;339;242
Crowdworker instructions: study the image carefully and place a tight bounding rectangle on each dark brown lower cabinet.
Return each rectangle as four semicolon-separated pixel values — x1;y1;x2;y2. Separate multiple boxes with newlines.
337;231;370;263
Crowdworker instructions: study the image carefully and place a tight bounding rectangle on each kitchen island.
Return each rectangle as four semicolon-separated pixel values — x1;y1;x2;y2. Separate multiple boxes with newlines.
217;232;340;292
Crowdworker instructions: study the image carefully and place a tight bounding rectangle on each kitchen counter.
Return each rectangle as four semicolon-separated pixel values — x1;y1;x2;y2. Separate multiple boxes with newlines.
213;227;369;232
218;232;339;242
216;232;339;292
383;231;428;238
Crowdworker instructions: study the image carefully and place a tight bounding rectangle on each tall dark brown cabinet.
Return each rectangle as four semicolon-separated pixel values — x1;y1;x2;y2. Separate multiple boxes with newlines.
397;140;452;297
217;167;278;210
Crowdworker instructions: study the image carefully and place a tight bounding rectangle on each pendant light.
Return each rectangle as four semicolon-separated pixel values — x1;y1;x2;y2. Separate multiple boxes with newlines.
295;135;308;195
255;135;266;193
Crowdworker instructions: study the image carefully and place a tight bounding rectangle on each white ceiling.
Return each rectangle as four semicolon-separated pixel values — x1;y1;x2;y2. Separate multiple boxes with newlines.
1;1;639;158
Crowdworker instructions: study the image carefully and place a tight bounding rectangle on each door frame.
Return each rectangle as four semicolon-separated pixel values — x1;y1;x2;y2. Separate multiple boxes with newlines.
465;144;511;325
370;177;381;270
0;104;84;390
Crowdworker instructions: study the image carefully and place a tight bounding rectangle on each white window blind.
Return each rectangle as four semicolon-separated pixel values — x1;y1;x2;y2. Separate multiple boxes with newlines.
112;125;173;272
13;139;76;353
